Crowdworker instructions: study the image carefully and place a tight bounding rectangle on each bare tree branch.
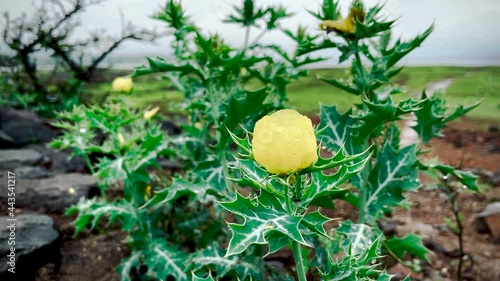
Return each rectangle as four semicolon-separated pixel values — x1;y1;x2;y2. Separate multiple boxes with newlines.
1;0;160;106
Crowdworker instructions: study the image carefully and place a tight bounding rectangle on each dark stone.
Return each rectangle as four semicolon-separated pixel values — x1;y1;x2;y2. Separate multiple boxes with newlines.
26;144;87;173
158;158;183;170
487;144;500;154
160;120;182;136
0;106;57;148
0;149;42;170
488;124;499;133
377;219;396;236
475;202;500;240
13;166;51;180
487;171;500;186
0;215;62;281
0;173;99;213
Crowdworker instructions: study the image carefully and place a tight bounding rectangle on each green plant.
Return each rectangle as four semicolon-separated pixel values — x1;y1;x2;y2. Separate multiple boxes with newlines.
420;162;479;280
132;0;322;198
52;0;482;280
219;0;481;279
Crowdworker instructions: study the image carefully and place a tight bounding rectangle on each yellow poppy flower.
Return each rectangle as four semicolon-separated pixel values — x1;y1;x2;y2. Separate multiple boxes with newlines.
252;109;318;174
319;4;365;35
111;77;133;93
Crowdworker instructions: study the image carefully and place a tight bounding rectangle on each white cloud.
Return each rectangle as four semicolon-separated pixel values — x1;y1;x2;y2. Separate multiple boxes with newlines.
1;0;500;65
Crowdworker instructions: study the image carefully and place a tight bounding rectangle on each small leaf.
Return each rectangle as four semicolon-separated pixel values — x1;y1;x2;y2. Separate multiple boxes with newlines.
384;233;430;262
219;191;308;256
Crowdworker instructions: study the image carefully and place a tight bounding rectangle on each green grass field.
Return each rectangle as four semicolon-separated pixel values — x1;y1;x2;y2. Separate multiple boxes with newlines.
87;66;500;121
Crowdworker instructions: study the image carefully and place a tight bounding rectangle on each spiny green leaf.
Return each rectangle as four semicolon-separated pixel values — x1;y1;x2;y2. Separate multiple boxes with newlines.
66;198;139;234
146;241;190;281
321;77;360;96
219;191;308;256
216;87;271;152
385;25;434;69
141;178;213;209
419;161;479;191
194;158;228;193
191;272;216;281
132;57;204;80
361;143;419;223
192;244;263;279
118;251;142;281
384;233;430;262
336;220;375;255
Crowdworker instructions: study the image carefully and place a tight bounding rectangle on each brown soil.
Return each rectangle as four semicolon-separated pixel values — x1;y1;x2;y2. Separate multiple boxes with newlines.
33;118;499;281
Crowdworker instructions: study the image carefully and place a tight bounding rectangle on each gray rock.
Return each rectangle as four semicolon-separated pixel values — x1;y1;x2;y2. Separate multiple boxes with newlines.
476;202;500;240
0;106;57;148
377;219;396;236
0;215;61;281
26;144;87;173
13;166;51;180
0;173;99;213
487;171;500;186
0;149;42;170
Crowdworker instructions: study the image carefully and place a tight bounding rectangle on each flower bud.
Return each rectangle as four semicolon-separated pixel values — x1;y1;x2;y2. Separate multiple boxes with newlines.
252;109;318;174
144;106;160;120
112;77;133;93
117;133;125;145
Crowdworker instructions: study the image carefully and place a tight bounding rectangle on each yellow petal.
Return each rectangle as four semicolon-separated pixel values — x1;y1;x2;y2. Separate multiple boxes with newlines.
252;109;318;174
144;106;160;120
117;133;125;145
319;18;355;34
112;77;133;93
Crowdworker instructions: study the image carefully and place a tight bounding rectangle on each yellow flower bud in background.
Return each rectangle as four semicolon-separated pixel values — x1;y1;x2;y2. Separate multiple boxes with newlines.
252;109;318;174
117;133;125;145
112;77;133;93
319;1;365;35
240;67;248;77
144;106;160;120
320;18;355;34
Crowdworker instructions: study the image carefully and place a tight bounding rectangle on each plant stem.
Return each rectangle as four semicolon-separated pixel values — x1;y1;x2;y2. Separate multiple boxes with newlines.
292;240;307;281
353;40;370;99
243;26;250;50
221;153;233;192
82;153;107;200
443;178;465;281
453;206;464;281
357;140;372;224
249;29;267;46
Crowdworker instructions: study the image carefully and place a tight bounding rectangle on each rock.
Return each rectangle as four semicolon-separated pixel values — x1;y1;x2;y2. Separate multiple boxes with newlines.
487;171;500;187
26;144;87;173
387;263;423;281
158;158;182;170
0;215;62;281
0;149;42;170
395;217;437;239
265;260;288;275
377;219;396;236
487;144;500;154
0;173;99;213
476;202;500;240
13;166;51;180
488;124;499;133
0;106;57;148
485;187;500;202
159;120;182;136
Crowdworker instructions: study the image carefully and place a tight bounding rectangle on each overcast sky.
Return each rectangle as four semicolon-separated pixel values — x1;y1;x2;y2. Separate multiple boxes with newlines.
2;0;500;66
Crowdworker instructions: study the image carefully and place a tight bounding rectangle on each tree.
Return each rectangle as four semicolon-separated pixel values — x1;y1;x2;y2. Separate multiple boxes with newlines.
1;0;158;115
